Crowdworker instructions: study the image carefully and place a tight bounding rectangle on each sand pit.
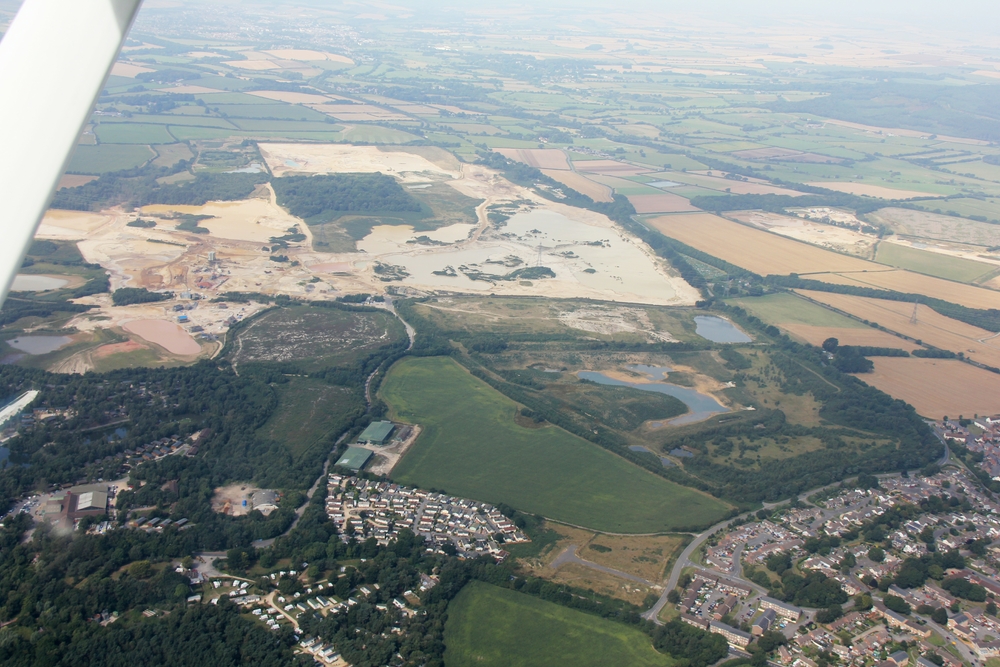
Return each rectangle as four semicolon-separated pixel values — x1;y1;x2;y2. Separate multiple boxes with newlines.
35;209;115;240
123;319;200;355
496;148;570;170
92;340;147;359
627;193;699;214
141;196;305;244
646;213;878;275
807;182;941;200
258;143;460;180
211;484;266;517
573;159;653;176
858;358;1000;419
111;62;154;77
540;170;613;202
728;210;877;256
359;205;700;306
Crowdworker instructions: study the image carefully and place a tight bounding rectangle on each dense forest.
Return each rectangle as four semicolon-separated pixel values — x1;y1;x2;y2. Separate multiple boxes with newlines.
111;287;173;306
271;173;423;220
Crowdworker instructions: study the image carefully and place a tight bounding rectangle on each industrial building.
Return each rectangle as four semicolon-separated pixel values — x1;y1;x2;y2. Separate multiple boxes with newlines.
357;421;395;446
335;446;373;471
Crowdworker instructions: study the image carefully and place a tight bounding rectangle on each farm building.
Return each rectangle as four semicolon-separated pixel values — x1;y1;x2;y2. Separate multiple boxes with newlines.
336;446;373;471
357;421;395;445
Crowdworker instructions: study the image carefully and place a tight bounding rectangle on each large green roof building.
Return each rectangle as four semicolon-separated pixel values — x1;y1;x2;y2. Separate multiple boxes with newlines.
357;420;395;445
336;446;373;471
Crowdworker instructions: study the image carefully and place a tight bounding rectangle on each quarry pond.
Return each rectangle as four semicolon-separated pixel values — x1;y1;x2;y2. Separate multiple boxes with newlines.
693;315;752;343
578;364;729;426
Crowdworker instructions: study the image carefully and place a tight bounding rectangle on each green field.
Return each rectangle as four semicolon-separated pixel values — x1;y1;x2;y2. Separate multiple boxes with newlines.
93;122;176;144
66;144;155;174
874;241;998;283
728;292;865;328
444;582;675;667
384;357;730;533
260;377;364;459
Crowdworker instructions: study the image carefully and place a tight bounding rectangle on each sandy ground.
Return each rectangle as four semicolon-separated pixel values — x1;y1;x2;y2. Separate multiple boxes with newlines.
247;90;340;104
557;307;677;342
258;143;460;180
496;148;570;170
122;319;200;355
728;210;877;257
356;426;420;476
573;159;653;176
211;484;265;517
806;182;941;199
36;209;117;239
858;358;1000;419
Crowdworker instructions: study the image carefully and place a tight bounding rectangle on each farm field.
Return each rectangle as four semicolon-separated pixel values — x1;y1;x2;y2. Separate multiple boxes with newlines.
443;582;675;667
384;357;730;533
230;305;406;371
814;270;1000;311
874;241;996;282
857;358;1000;419
539;169;613;202
807;182;941;199
796;290;1000;368
66;144;155;174
645;213;880;275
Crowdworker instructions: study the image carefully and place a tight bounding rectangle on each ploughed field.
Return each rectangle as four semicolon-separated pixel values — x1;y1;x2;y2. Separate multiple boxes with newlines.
382;356;730;533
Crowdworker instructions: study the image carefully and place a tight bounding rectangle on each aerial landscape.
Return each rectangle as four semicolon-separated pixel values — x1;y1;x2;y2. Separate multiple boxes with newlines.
5;0;1000;664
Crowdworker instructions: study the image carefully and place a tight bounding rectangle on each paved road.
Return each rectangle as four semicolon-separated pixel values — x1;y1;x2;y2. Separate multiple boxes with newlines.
251;432;348;549
551;546;657;586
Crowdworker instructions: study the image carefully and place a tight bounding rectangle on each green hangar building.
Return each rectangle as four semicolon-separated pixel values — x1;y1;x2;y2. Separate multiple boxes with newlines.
335;446;373;471
357;421;395;446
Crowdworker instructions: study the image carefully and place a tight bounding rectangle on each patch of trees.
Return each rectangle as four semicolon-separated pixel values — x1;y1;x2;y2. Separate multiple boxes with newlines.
719;347;752;370
52;165;268;211
884;594;912;615
652;620;729;667
112;287;173;306
892;551;965;589
941;576;987;602
271;174;422;220
913;349;958;359
690;191;886;216
127;218;157;228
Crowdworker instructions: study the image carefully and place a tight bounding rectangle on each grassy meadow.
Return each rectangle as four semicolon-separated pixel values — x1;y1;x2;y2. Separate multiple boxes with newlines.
383;356;730;533
443;582;675;667
874;242;998;283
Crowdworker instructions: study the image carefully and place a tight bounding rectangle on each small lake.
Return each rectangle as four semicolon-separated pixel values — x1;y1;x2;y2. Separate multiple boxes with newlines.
579;368;730;426
694;316;752;343
7;336;73;355
629;445;676;467
11;274;68;291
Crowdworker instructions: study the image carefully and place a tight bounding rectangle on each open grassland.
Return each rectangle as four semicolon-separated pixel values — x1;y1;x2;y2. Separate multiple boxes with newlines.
858;358;1000;419
645;213;879;275
231;305;406;371
443;582;675;667
810;270;1000;311
93;122;176;144
385;357;730;533
875;241;997;282
259;377;363;460
795;290;1000;369
66;144;155;174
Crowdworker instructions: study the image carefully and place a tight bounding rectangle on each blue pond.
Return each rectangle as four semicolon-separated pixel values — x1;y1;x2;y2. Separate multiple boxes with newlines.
579;366;729;426
629;445;675;467
694;316;752;343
